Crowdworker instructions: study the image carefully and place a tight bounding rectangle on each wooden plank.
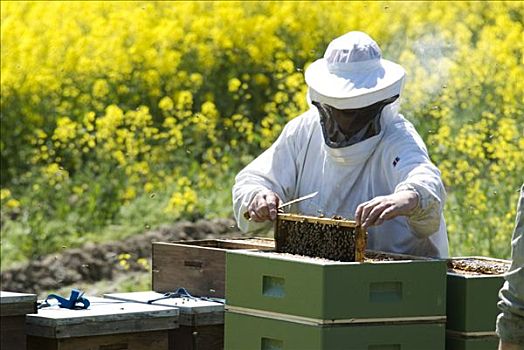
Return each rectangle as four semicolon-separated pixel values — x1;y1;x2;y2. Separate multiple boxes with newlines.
0;291;37;316
445;331;499;350
152;239;274;297
171;325;223;350
226;305;446;326
355;226;366;262
0;302;37;317
153;242;226;297
26;297;179;339
277;213;357;227
1;315;26;350
181;238;274;250
104;292;224;350
104;291;224;326
0;291;37;349
27;330;169;350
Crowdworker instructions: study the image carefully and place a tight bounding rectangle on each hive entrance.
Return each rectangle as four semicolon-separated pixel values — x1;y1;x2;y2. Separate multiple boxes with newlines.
275;213;366;262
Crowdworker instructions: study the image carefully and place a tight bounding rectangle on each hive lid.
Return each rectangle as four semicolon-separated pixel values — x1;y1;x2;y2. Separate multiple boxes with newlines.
26;296;179;338
0;291;37;304
0;291;37;316
104;291;223;313
104;291;224;326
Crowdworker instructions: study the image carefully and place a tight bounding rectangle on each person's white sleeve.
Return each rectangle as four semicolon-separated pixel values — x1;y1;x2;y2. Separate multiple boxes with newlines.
496;184;524;345
387;120;446;237
232;120;301;233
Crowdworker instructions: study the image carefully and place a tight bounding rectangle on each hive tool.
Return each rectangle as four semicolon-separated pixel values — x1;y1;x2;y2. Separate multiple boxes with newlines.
243;191;318;220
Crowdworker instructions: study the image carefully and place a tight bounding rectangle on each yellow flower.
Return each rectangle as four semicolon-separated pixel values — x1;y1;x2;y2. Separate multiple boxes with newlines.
159;96;174;111
6;199;20;209
1;1;522;260
228;78;242;92
144;182;154;193
52;117;78;143
42;163;69;185
122;187;136;201
137;258;149;269
92;79;110;98
175;91;193;111
0;189;11;200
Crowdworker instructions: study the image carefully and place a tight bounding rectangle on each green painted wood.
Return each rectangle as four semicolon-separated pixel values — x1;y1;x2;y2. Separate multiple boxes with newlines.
226;251;446;320
225;312;322;350
324;262;446;319
445;334;499;350
225;312;445;350
446;273;505;332
227;251;325;318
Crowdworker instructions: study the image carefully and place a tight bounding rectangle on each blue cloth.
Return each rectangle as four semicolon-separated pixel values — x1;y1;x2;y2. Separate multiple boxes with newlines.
40;289;90;309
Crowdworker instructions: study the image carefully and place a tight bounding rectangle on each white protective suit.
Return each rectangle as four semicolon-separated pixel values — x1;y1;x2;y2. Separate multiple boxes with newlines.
232;102;449;258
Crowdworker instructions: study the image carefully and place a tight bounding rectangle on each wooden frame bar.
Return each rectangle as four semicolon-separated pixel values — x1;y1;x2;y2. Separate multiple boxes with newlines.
275;213;367;262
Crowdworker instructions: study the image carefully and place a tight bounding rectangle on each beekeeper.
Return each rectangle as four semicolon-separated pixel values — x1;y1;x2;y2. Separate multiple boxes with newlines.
496;184;524;350
232;31;448;257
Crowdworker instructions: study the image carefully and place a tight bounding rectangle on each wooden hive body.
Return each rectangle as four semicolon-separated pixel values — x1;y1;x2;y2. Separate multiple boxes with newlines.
0;291;37;350
25;297;179;350
104;291;224;350
152;238;274;298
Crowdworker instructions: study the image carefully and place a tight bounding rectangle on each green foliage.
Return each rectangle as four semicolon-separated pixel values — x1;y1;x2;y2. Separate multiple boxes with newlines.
1;1;522;266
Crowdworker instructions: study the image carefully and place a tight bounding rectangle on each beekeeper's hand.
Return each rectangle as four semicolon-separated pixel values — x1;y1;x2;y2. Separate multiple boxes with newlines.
248;190;281;222
355;190;419;229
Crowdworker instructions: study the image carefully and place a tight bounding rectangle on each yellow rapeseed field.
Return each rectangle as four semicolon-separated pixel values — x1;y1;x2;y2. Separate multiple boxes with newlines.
1;1;522;264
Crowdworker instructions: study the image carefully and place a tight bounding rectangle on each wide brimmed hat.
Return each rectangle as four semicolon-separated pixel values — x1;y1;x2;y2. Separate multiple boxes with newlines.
305;31;405;109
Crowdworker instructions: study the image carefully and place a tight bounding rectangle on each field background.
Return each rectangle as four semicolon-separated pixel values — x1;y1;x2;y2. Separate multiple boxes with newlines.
1;1;523;269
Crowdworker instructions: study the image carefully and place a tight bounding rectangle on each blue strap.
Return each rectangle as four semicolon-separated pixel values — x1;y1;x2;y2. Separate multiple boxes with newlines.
39;289;90;309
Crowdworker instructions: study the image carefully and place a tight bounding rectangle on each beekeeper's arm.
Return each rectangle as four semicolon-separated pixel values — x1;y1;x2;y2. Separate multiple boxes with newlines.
356;120;445;237
496;184;524;349
232;119;302;233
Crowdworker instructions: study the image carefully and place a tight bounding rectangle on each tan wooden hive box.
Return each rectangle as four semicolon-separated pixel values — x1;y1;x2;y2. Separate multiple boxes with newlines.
0;291;37;350
105;291;224;350
25;296;179;350
152;237;275;298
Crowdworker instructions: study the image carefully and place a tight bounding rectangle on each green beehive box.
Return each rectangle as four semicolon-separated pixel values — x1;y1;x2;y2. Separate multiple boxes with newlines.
446;257;509;333
445;332;499;350
225;311;445;350
226;250;447;322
